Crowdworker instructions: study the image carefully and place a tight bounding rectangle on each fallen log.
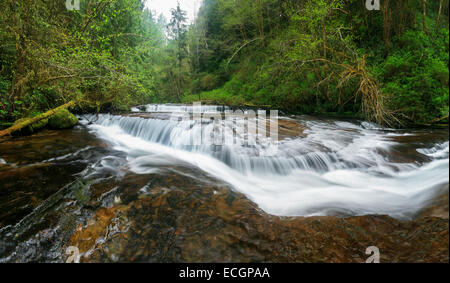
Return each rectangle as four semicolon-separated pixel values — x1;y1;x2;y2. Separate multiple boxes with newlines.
429;114;449;124
0;101;74;138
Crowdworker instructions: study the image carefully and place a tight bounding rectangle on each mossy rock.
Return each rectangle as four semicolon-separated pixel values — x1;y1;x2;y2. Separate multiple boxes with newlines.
11;118;34;136
31;118;48;131
48;109;78;129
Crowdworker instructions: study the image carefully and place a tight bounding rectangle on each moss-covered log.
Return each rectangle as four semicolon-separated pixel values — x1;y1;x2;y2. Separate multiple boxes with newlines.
0;101;74;138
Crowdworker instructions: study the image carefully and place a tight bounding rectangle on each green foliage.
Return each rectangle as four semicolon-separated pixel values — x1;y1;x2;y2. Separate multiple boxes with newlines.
0;0;448;127
0;0;165;120
177;0;449;126
375;29;449;123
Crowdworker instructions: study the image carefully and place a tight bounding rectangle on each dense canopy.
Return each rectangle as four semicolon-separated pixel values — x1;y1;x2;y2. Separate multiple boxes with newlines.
0;0;448;126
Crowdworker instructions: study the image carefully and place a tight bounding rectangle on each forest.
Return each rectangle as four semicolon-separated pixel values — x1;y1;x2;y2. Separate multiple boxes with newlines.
0;1;449;264
0;0;449;127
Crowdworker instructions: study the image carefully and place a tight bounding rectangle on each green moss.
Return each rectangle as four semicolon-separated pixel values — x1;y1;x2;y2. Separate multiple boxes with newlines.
12;118;34;136
48;109;78;129
10;117;49;136
31;118;48;131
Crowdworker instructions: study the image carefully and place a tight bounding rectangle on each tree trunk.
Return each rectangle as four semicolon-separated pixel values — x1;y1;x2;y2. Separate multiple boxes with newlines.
257;0;265;47
381;0;391;50
436;0;443;33
422;0;427;32
0;101;74;138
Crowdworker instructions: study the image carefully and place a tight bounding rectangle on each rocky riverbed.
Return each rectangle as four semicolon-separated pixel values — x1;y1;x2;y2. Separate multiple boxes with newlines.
0;106;448;263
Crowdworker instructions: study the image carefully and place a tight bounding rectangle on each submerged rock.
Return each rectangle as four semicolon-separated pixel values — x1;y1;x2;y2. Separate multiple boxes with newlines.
48;109;78;129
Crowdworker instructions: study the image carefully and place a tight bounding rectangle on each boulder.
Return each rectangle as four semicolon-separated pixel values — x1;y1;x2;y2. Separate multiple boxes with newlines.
31;118;48;131
48;109;78;129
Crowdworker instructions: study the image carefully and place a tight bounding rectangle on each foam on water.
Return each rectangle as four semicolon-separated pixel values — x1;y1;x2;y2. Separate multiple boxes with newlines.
417;141;449;159
81;105;449;219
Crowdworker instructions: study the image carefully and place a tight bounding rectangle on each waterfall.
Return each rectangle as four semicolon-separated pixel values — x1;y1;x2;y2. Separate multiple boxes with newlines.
79;104;449;219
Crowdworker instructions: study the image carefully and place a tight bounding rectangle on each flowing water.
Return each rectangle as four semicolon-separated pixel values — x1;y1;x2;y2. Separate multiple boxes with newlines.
83;105;449;219
0;104;448;262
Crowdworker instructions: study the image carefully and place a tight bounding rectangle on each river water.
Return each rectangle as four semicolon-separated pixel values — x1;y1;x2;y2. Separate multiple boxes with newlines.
84;104;449;219
0;104;448;262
